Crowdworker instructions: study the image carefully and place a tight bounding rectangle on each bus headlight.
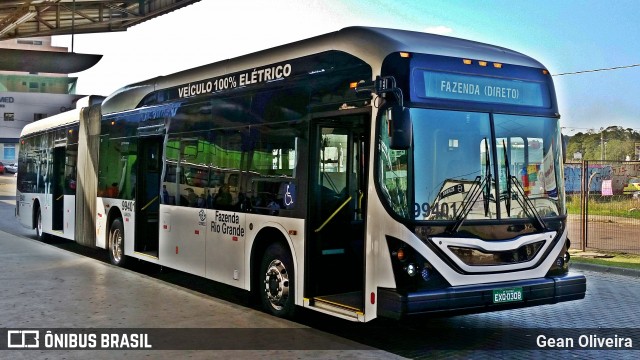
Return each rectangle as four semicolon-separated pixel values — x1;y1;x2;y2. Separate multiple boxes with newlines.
405;263;417;277
386;236;450;291
546;237;570;276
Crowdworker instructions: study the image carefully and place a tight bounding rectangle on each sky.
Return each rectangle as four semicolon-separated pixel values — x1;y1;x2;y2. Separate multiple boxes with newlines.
52;0;640;134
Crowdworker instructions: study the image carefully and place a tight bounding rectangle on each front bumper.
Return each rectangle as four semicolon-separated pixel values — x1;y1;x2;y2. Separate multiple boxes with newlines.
378;273;586;319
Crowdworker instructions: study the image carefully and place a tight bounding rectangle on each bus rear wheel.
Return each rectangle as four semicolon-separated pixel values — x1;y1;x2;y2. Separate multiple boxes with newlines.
108;218;126;267
259;242;295;318
35;207;48;242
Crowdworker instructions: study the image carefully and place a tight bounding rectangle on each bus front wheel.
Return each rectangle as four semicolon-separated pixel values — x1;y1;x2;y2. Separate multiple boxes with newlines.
108;218;126;267
35;207;48;241
259;242;295;318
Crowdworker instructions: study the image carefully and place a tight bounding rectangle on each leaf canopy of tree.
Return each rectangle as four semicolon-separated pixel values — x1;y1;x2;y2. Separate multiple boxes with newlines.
565;126;640;161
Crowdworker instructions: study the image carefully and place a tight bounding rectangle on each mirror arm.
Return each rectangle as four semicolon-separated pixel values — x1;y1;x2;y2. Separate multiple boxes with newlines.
354;76;404;106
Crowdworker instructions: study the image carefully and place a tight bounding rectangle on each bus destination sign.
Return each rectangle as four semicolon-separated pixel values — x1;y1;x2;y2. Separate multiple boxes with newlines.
416;70;550;108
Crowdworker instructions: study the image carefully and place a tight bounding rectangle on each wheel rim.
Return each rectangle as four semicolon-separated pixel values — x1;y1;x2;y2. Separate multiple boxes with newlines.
36;211;42;237
110;227;123;263
264;259;290;311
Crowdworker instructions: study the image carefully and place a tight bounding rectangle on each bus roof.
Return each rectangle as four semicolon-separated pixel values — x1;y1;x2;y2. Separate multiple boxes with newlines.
20;96;103;138
20;107;81;138
102;26;547;115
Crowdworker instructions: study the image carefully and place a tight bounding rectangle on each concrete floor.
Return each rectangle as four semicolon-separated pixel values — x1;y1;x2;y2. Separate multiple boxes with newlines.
0;173;401;359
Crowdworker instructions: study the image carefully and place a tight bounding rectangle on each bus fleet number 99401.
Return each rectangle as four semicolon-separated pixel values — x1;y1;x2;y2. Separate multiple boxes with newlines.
414;202;458;219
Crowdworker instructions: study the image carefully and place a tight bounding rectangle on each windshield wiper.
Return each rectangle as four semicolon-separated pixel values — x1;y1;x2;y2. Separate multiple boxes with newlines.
446;175;485;234
501;140;547;231
502;140;512;217
482;138;492;217
447;139;492;234
509;175;548;231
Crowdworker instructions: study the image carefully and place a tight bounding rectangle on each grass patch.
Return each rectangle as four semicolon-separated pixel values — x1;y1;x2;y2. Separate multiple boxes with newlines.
571;251;640;271
566;195;640;219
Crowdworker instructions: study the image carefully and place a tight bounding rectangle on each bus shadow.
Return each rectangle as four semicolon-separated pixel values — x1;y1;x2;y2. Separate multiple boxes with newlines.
38;236;254;311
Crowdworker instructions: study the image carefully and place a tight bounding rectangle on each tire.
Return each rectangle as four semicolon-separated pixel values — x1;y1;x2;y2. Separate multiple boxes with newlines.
108;218;127;266
35;206;49;242
259;242;296;318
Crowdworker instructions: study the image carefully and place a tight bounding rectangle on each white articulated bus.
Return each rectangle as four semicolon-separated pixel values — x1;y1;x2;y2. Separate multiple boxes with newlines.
17;27;585;321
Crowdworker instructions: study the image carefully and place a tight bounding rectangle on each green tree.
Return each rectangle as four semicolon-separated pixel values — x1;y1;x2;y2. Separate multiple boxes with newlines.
565;126;640;161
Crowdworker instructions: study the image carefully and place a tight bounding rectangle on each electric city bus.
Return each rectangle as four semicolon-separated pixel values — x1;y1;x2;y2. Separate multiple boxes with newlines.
17;27;585;321
16;96;105;241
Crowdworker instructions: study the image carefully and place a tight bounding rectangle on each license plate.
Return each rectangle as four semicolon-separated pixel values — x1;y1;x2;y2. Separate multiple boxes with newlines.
492;287;523;304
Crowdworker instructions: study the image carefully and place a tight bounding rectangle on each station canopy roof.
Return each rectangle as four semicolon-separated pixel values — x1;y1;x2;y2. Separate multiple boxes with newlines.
0;1;201;40
0;0;201;73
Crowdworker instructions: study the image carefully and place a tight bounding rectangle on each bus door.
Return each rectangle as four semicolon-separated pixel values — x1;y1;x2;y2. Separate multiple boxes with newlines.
308;113;368;314
134;136;163;256
51;146;66;231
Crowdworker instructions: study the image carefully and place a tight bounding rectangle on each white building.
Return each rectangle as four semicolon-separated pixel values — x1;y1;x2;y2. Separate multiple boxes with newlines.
0;36;85;164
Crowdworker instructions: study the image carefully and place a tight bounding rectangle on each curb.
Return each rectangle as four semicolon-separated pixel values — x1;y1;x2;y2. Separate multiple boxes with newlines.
571;262;640;278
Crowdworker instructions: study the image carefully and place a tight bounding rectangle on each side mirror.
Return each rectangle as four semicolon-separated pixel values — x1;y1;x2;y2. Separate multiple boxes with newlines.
389;106;412;150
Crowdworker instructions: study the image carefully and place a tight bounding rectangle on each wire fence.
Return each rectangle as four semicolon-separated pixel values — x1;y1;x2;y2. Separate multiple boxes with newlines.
565;161;640;254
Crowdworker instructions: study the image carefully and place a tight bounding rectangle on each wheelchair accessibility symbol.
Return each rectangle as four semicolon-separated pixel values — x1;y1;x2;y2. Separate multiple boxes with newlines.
284;184;295;208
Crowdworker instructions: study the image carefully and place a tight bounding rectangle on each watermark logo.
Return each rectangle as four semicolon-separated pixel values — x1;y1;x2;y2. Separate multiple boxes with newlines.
7;330;39;348
4;329;152;349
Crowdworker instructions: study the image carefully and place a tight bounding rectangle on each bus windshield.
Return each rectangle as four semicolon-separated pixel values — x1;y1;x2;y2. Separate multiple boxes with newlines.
378;108;565;223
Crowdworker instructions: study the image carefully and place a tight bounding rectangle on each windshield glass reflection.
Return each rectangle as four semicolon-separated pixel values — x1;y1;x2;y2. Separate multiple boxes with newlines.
377;109;564;223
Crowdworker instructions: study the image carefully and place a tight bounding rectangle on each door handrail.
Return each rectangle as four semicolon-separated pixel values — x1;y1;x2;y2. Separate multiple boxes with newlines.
314;195;352;233
141;196;159;211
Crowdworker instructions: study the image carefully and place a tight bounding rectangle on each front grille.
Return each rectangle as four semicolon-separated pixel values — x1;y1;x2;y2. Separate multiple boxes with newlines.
448;240;545;266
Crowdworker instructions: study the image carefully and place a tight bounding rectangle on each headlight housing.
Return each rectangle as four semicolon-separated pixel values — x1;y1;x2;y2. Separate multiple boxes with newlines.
386;236;449;292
